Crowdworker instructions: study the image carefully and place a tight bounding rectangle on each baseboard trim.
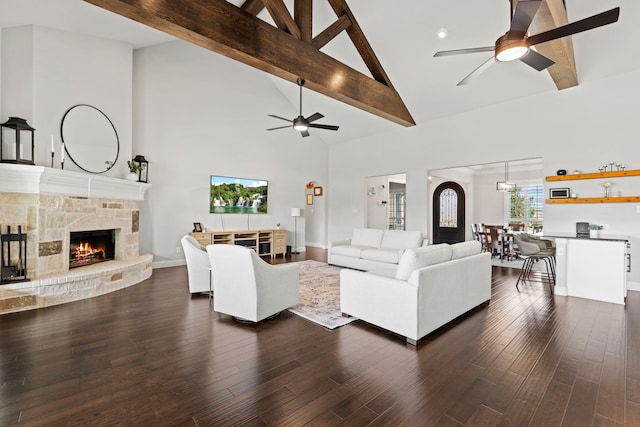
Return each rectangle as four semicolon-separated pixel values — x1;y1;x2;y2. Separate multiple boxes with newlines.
306;242;327;250
153;259;186;269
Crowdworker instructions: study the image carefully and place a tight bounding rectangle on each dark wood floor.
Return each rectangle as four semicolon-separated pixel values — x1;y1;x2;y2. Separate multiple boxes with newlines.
1;248;638;426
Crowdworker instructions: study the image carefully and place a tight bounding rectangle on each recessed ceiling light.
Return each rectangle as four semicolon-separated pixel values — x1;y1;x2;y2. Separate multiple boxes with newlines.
436;28;448;39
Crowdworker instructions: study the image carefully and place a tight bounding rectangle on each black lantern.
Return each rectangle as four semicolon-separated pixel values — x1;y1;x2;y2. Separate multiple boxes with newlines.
0;117;35;165
133;155;149;183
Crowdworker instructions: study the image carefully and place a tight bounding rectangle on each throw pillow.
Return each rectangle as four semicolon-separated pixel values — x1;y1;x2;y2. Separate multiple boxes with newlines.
451;241;481;260
395;244;453;281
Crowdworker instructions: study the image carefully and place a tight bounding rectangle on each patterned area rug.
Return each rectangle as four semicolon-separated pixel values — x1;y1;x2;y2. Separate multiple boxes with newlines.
491;257;546;272
288;260;357;330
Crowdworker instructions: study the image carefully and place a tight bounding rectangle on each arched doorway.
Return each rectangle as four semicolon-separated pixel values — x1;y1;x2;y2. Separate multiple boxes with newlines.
433;181;465;244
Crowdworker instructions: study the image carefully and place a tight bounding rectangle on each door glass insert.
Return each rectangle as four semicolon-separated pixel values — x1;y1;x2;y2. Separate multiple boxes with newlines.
439;188;458;228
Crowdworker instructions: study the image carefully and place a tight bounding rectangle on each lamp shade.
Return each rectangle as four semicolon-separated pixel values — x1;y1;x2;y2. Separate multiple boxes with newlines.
291;208;301;217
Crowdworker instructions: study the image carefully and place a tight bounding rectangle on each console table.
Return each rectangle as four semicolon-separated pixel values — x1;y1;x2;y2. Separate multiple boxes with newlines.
190;229;286;259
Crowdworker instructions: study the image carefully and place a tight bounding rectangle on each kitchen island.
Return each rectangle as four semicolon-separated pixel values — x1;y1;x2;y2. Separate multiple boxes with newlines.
545;232;630;305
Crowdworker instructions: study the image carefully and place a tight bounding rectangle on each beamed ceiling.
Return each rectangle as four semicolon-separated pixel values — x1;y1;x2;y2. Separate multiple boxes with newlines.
0;0;633;143
82;0;588;126
82;0;416;127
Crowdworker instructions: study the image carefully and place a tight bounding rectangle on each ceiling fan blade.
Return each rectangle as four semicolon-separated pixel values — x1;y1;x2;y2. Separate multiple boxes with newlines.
300;130;310;137
528;7;620;46
519;49;555;71
306;112;324;123
268;114;292;122
266;125;291;131
509;0;542;33
309;123;339;131
457;56;495;86
434;46;494;57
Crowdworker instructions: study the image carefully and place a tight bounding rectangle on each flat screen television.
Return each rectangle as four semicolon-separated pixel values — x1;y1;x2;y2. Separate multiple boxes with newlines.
210;175;268;214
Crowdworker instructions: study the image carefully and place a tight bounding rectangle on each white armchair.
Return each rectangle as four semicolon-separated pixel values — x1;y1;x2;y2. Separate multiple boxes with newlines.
181;235;211;294
206;244;299;322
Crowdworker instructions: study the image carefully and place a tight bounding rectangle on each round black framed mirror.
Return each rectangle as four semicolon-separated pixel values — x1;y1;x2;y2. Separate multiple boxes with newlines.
60;104;120;174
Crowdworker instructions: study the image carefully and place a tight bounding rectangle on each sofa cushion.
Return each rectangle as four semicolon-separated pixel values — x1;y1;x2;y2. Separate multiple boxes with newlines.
331;245;371;258
451;241;481;260
381;230;423;250
361;248;402;264
351;228;384;248
395;244;453;280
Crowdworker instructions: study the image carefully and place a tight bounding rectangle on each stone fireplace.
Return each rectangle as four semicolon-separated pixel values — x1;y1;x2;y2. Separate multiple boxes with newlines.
0;164;152;314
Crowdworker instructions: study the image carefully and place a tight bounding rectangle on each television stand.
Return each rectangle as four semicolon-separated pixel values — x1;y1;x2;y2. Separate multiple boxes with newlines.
190;229;286;259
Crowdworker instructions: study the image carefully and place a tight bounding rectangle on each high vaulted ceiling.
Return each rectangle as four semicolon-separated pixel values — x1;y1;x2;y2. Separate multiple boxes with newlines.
0;0;636;145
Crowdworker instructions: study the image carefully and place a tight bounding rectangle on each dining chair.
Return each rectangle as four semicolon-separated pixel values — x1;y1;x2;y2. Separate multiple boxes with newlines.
477;231;491;253
488;228;502;259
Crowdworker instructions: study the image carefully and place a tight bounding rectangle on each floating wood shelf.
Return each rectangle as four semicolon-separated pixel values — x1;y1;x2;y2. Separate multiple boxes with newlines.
546;169;640;181
546;196;640;204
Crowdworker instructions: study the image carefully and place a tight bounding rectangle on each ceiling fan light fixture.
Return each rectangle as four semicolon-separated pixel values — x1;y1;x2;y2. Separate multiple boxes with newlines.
495;33;529;62
293;117;308;132
496;46;529;62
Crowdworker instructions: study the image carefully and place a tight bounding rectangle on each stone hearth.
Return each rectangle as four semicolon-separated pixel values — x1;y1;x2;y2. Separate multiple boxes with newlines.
0;164;152;314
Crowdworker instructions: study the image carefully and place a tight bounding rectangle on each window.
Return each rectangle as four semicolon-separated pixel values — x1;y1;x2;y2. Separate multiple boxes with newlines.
506;182;544;231
388;192;405;230
439;188;458;228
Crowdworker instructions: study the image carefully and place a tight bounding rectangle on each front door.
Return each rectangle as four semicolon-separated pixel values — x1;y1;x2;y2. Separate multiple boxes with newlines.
433;181;465;244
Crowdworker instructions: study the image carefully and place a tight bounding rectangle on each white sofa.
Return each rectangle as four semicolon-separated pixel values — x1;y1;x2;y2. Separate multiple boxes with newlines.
329;228;426;271
340;241;491;345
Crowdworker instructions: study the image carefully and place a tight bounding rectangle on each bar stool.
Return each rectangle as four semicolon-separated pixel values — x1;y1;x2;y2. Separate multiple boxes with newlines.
512;233;555;292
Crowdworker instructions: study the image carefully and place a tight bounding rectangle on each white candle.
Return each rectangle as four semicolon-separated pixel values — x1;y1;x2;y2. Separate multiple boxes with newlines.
51;135;54;153
61;143;65;162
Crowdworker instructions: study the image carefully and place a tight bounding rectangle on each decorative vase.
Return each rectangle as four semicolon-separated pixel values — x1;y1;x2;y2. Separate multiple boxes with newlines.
125;172;138;181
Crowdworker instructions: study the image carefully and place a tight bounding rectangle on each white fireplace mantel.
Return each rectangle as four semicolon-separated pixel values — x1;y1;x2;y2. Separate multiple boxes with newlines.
0;164;151;201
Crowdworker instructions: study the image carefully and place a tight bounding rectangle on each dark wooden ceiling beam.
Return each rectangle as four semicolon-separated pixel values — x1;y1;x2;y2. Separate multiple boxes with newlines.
312;14;351;49
327;0;393;88
294;0;313;43
528;0;578;90
240;0;264;16
83;0;415;126
262;0;301;39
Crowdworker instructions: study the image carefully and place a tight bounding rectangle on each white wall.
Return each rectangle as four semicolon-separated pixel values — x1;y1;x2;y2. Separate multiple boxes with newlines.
1;25;132;173
304;180;327;248
328;69;640;283
132;41;328;262
366;174;389;229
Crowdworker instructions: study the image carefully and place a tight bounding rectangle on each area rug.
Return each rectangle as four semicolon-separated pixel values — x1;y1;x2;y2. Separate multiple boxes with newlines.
491;257;546;272
288;260;357;330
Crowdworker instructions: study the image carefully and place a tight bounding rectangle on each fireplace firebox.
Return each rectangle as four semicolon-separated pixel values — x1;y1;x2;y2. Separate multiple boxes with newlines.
69;229;115;269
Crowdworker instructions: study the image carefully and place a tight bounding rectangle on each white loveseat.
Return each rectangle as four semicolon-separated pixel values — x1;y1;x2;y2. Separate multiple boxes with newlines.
329;228;426;271
340;241;491;345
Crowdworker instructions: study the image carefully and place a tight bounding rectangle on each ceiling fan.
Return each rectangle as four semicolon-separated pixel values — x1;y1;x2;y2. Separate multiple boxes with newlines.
433;0;620;86
267;78;339;138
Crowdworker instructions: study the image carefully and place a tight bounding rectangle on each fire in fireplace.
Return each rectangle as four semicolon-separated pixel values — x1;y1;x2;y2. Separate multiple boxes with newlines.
69;229;115;269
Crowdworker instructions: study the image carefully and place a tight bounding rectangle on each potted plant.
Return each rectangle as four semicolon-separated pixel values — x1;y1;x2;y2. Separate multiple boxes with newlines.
126;159;145;181
589;224;603;238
